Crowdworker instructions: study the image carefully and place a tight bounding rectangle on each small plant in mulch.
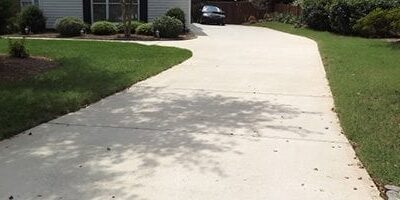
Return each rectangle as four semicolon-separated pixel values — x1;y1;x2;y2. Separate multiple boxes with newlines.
1;39;58;82
8;38;29;58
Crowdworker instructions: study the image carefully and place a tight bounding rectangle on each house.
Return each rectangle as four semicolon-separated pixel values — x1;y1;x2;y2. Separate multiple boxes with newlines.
20;0;191;28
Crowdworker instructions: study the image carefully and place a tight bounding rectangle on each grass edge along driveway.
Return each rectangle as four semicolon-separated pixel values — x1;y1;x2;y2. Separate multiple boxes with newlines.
0;39;192;140
254;22;400;187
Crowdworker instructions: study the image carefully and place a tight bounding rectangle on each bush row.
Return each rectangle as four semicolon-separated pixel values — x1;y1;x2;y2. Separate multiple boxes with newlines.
301;0;400;36
2;5;186;38
65;7;185;38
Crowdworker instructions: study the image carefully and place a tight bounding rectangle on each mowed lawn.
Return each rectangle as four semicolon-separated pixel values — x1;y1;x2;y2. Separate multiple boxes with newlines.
255;22;400;186
0;39;192;139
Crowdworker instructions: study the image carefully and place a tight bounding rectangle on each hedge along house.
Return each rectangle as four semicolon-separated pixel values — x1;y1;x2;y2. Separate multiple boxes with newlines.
19;0;191;29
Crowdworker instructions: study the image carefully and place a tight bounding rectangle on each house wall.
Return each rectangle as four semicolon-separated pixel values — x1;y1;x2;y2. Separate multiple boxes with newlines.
148;0;191;26
39;0;83;28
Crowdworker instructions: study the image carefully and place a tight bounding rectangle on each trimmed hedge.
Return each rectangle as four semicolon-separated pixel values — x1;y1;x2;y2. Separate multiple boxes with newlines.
91;21;117;35
18;5;46;34
55;17;86;37
153;16;183;38
136;23;154;36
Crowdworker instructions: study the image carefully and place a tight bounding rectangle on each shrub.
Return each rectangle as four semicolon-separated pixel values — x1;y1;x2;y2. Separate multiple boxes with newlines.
354;8;400;38
136;23;154;36
8;38;29;58
166;7;186;25
115;21;143;33
18;5;46;34
91;21;117;35
271;12;300;24
301;0;331;31
153;16;183;38
55;17;86;37
115;22;124;33
5;17;19;34
328;1;356;35
0;0;17;34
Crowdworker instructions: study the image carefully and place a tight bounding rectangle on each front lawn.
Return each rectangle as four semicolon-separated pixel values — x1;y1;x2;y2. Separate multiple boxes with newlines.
254;22;400;186
0;39;191;139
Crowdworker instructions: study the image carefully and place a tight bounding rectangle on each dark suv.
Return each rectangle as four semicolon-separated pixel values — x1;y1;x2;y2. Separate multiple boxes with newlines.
200;5;226;25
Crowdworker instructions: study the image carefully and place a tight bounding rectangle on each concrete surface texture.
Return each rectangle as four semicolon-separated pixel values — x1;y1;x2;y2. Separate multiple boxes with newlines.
0;24;381;200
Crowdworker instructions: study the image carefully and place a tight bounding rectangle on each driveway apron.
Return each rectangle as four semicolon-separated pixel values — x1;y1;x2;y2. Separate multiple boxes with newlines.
0;24;381;200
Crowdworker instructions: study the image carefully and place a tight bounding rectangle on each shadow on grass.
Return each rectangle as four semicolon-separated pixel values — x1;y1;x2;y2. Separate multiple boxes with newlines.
0;56;161;139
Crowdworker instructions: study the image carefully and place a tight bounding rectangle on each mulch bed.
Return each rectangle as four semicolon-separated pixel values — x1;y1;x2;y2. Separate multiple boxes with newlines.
0;55;58;82
5;32;195;41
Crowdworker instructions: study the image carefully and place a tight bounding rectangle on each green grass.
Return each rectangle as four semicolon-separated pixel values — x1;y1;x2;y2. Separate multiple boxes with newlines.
0;39;191;139
254;22;400;186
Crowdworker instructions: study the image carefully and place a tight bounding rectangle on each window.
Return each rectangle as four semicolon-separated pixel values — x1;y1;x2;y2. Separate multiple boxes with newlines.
21;0;39;8
92;0;139;22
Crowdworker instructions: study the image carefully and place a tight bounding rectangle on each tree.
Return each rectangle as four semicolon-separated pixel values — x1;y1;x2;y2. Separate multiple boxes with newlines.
121;0;136;38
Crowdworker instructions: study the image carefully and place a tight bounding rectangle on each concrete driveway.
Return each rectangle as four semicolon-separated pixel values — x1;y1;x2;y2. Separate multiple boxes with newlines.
0;24;381;200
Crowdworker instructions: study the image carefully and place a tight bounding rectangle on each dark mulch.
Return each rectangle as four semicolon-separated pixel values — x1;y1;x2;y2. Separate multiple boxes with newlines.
0;55;58;82
6;32;195;41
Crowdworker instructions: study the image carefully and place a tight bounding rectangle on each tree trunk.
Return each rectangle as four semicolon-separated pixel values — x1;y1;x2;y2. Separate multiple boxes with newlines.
122;0;133;38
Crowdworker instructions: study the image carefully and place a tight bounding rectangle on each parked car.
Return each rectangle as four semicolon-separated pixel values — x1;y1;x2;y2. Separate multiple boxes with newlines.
200;5;226;25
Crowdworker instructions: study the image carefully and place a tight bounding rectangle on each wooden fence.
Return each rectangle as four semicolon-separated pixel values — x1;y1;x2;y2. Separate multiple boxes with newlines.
191;1;302;24
273;3;302;16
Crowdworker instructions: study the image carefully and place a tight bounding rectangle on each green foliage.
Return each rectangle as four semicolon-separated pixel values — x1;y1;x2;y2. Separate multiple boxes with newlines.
18;5;46;34
8;38;29;58
301;0;400;34
91;21;117;35
166;7;186;25
5;17;19;34
354;8;400;38
329;0;356;34
0;39;192;139
301;0;332;30
115;21;143;33
153;16;184;38
269;12;300;25
136;23;154;36
329;0;400;35
0;0;17;34
55;17;86;37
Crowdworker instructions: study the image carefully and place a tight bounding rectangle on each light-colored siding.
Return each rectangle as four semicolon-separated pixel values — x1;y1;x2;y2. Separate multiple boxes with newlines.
39;0;83;28
148;0;191;26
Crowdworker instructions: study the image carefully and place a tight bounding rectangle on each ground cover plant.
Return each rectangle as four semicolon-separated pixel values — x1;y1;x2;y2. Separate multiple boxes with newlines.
254;22;400;187
0;39;192;139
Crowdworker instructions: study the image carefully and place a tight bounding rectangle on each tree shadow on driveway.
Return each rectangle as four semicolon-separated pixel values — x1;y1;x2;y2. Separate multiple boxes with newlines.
0;86;324;199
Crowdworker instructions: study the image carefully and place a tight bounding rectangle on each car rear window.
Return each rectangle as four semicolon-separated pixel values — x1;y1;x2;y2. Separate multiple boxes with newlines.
202;6;222;13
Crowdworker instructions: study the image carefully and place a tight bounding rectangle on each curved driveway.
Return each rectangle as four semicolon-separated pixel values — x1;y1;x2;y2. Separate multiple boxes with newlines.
0;24;381;199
